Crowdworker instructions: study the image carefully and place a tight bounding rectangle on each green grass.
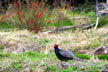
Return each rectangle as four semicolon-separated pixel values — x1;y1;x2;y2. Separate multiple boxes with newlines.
0;51;56;72
0;21;15;29
48;18;74;27
98;15;108;27
0;51;107;71
75;54;91;60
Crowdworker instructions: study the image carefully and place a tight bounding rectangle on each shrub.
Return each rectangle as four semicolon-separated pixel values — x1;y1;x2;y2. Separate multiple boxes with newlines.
6;0;51;33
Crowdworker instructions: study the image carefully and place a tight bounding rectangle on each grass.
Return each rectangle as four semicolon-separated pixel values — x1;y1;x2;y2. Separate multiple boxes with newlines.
0;51;107;72
0;51;55;71
98;15;108;27
75;54;91;60
0;26;108;53
48;18;74;27
0;27;108;72
0;2;108;72
0;27;108;71
0;21;15;29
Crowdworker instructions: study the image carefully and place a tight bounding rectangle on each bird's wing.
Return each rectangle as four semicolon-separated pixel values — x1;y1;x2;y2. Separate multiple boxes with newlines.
59;50;74;58
65;50;74;57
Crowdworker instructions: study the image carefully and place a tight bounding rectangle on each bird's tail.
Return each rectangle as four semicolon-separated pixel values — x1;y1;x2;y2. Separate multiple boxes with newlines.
73;57;84;62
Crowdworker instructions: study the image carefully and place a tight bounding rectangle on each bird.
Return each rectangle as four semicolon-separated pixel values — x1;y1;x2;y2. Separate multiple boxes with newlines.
54;44;84;61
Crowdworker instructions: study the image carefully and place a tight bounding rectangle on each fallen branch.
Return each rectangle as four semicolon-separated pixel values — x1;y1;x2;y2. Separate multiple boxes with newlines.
79;24;95;31
70;17;88;20
42;23;92;32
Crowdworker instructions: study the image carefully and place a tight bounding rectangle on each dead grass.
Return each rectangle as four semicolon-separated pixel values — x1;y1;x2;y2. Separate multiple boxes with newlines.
0;27;108;72
0;26;108;54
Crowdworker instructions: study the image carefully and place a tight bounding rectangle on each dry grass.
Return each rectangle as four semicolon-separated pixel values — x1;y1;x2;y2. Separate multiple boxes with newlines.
0;26;108;54
0;27;108;72
41;26;108;52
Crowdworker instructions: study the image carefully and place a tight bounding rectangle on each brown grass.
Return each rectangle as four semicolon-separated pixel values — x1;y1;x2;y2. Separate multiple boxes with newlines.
0;26;108;54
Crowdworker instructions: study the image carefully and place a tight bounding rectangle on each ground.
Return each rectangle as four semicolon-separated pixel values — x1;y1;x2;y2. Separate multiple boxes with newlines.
0;25;108;72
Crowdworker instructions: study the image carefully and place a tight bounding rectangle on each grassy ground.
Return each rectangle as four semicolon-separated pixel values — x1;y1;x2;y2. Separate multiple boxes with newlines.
0;2;108;72
0;51;107;72
0;25;108;71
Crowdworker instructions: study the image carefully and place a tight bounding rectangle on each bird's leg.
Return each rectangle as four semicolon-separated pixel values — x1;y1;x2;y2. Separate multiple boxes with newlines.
61;61;65;68
61;61;63;65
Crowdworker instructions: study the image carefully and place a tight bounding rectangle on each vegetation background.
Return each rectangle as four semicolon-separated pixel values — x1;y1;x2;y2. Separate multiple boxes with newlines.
0;0;108;72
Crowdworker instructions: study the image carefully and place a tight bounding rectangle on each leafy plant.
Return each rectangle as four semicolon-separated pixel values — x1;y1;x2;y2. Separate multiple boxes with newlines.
7;0;51;33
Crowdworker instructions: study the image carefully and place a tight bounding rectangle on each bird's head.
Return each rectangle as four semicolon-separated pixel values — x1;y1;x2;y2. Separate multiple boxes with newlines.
54;44;58;49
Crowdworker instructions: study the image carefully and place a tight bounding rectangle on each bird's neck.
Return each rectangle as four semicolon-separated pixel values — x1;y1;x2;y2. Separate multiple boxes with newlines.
55;48;59;51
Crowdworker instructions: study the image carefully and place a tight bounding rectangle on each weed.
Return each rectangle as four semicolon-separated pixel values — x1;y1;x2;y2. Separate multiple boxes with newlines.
47;65;56;72
75;54;91;60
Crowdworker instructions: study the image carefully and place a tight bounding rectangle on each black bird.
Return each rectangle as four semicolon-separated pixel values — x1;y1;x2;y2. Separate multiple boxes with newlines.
54;44;83;61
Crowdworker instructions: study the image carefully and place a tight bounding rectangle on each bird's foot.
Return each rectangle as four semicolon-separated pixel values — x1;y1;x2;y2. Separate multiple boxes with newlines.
60;61;67;69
